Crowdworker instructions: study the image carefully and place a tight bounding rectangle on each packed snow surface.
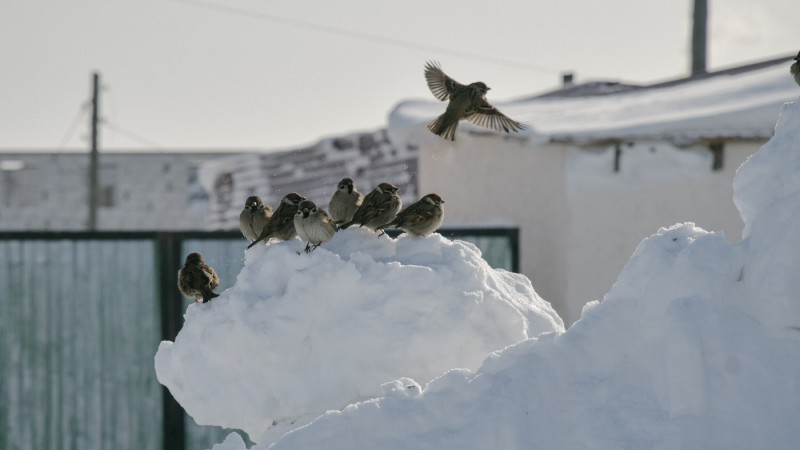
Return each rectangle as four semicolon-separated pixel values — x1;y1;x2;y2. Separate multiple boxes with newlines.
158;101;800;449
161;101;800;449
155;228;563;444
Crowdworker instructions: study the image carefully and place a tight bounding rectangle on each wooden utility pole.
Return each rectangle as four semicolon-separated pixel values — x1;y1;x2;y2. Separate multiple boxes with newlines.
88;72;100;230
691;0;707;75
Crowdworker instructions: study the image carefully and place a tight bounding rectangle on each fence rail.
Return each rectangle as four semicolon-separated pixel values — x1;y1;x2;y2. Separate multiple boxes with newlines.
1;228;518;450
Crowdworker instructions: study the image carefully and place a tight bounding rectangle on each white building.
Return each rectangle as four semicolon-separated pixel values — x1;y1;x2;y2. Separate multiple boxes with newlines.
387;55;798;324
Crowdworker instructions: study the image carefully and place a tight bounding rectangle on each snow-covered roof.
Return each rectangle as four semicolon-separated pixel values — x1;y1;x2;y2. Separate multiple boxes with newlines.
389;55;798;145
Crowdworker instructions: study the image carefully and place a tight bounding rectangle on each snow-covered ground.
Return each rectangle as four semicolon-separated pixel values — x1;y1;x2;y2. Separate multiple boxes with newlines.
157;101;800;449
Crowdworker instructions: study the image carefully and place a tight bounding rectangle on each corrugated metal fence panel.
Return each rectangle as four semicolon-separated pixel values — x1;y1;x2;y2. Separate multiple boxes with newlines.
0;239;163;450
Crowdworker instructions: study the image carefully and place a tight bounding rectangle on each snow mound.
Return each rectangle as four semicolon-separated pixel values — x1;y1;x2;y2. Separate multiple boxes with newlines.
256;104;800;449
154;229;563;444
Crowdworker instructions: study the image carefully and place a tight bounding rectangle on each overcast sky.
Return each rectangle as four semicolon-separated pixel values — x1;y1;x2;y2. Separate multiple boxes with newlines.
1;0;797;152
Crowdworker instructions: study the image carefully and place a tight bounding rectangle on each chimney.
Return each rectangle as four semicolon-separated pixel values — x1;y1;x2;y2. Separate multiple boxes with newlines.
691;0;707;75
561;72;574;87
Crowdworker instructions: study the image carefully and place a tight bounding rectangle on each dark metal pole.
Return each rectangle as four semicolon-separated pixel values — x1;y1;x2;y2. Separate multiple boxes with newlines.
157;233;187;450
88;72;100;230
691;0;707;75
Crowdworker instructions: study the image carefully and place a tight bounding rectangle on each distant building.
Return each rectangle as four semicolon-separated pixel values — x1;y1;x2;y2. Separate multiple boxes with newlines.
199;128;417;230
387;55;798;324
0;152;226;230
0;128;417;232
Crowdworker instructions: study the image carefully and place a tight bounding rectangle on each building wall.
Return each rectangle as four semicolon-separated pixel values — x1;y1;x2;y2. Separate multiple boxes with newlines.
0;153;225;230
418;134;570;318
561;140;753;323
418;135;761;325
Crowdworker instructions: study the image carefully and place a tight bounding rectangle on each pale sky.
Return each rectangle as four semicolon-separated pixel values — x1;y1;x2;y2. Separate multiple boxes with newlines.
1;0;797;152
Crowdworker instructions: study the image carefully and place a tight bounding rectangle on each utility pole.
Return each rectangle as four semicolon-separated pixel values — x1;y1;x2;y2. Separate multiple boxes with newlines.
691;0;707;76
88;72;100;230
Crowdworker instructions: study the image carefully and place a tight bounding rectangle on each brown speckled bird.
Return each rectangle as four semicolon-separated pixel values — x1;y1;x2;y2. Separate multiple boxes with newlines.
791;51;800;87
239;195;273;242
247;192;306;249
177;252;220;303
294;200;337;253
339;182;402;231
424;61;525;141
378;193;445;237
328;177;363;224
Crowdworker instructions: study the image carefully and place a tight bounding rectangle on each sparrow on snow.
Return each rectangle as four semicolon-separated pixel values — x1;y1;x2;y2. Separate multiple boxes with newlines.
177;252;220;303
424;61;525;141
247;192;306;249
239;195;273;242
294;200;337;253
328;177;363;224
339;182;402;231
378;193;445;237
791;51;800;87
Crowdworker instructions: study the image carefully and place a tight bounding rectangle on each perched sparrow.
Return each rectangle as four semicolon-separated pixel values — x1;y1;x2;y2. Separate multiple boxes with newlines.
328;177;363;224
339;182;402;231
239;195;273;242
177;252;220;303
378;193;445;237
247;192;306;249
424;61;525;141
294;200;337;253
791;51;800;87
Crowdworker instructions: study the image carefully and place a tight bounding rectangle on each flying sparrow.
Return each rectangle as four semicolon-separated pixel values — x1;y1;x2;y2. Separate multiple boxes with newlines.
239;195;273;242
177;252;220;303
328;177;363;224
424;61;525;141
247;192;306;249
294;200;337;253
378;193;445;237
339;182;402;231
791;51;800;87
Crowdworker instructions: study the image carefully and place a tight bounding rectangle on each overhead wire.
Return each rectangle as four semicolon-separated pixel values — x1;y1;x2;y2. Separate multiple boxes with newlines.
58;101;90;149
102;120;164;150
166;0;561;75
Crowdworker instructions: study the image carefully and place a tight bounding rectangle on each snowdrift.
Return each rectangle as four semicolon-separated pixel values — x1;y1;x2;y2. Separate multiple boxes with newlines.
159;102;800;450
154;228;563;444
200;102;799;449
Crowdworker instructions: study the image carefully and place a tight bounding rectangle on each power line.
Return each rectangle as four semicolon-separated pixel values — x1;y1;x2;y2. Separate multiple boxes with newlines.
102;120;164;150
58;101;90;149
167;0;560;74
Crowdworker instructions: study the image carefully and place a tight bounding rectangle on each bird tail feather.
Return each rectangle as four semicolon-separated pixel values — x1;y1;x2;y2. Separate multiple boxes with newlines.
202;291;219;303
427;114;457;141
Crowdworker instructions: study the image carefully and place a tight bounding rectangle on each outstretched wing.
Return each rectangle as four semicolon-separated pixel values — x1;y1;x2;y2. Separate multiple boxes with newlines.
424;61;463;102
465;98;526;133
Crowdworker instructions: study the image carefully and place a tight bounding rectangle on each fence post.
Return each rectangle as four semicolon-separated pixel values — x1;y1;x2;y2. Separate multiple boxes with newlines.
157;232;186;450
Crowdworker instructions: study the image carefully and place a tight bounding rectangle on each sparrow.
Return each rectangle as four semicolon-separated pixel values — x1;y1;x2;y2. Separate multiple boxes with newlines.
424;61;525;141
328;177;363;224
247;192;306;249
294;200;337;253
339;182;402;231
791;51;800;87
378;193;445;237
239;195;273;242
177;252;220;303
